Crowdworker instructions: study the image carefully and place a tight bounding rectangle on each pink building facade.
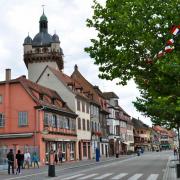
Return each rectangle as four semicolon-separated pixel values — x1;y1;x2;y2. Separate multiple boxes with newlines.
0;70;77;164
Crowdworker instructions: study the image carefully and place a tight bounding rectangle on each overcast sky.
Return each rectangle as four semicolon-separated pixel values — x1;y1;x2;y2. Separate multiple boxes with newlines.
0;0;152;126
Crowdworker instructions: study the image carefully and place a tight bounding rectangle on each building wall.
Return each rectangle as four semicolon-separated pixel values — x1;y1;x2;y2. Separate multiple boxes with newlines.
37;68;76;111
37;68;91;160
28;62;58;82
0;83;36;134
126;124;134;151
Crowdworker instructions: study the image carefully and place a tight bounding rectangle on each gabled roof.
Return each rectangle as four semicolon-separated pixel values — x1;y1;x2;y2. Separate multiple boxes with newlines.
132;117;149;129
153;125;168;134
102;92;119;99
71;65;102;105
117;105;131;117
1;76;76;116
38;66;89;100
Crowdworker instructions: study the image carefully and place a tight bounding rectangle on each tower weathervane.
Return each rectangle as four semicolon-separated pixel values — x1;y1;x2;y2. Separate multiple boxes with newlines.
42;4;45;14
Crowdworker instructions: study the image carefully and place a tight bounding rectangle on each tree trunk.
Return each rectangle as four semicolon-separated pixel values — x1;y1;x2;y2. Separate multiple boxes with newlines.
177;127;180;163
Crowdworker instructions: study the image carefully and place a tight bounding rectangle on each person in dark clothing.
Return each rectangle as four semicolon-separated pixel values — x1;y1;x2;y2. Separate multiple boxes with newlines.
58;150;63;164
21;152;24;169
7;149;14;174
54;151;58;164
16;150;22;174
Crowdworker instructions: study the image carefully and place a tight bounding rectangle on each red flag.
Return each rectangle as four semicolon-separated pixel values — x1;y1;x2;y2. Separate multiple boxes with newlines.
166;39;174;45
170;26;179;35
164;46;174;53
157;50;164;58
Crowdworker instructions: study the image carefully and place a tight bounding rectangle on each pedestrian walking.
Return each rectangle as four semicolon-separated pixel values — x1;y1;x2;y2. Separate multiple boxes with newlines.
24;150;31;169
16;150;22;175
32;152;39;168
54;151;58;164
174;147;177;156
7;149;14;175
58;149;63;164
21;151;24;169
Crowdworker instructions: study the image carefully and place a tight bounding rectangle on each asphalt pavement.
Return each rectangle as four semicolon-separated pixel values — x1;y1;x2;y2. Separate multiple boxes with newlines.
0;151;179;180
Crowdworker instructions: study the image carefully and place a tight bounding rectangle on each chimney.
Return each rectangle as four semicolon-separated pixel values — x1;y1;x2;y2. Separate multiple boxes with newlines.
5;69;11;81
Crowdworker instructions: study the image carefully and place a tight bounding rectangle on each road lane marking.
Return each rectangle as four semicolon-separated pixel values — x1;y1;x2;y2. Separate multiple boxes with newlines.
128;173;143;180
62;174;84;180
146;174;159;180
93;173;113;179
111;173;128;179
78;173;98;179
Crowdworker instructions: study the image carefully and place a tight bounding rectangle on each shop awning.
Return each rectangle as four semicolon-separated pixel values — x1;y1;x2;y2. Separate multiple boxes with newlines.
0;133;33;139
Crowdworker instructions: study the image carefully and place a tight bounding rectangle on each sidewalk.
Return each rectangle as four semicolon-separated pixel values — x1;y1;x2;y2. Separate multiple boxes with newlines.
163;155;180;180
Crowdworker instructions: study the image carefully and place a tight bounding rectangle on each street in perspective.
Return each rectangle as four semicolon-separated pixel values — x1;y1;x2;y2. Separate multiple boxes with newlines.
0;151;178;180
0;0;179;180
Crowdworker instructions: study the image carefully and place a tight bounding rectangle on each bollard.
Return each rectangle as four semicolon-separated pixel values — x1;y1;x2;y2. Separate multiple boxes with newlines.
48;147;56;177
177;164;180;178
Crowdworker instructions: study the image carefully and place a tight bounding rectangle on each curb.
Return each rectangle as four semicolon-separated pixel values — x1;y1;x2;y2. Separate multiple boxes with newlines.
163;156;171;180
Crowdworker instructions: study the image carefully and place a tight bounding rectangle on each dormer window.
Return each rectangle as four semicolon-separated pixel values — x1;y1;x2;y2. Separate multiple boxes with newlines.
39;94;44;101
51;98;55;105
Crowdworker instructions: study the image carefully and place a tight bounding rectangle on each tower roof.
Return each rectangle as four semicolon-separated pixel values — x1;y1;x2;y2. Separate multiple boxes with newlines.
23;35;32;45
40;12;47;22
52;33;60;43
32;32;52;46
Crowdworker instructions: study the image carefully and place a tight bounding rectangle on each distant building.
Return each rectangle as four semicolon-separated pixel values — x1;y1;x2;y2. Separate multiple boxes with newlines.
153;125;176;150
132;117;151;151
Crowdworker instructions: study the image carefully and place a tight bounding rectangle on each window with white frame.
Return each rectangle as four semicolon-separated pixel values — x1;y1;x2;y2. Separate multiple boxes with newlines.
18;112;28;126
82;101;85;112
0;113;5;127
70;142;75;160
86;103;89;114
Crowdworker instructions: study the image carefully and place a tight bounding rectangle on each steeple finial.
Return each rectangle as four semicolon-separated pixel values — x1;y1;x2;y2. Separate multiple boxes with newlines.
42;4;45;14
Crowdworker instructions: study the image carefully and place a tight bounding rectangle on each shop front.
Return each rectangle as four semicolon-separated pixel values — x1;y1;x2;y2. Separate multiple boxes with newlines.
43;137;77;163
78;140;91;160
100;137;109;157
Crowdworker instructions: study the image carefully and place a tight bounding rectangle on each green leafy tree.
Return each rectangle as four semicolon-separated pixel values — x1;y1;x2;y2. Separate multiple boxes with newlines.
85;0;180;157
85;0;180;85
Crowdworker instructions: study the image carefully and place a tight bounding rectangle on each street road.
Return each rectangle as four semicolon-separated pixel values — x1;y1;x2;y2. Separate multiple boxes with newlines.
0;151;172;180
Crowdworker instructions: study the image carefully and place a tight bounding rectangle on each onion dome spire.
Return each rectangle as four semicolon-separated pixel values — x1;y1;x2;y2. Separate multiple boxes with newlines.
39;5;48;33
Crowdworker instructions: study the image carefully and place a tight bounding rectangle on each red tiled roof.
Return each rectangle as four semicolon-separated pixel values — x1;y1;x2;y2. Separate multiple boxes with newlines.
47;66;89;100
102;92;119;99
71;67;102;105
11;76;76;115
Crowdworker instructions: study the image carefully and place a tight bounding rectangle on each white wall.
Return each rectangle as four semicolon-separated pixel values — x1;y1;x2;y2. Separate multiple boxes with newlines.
28;62;58;82
37;68;76;111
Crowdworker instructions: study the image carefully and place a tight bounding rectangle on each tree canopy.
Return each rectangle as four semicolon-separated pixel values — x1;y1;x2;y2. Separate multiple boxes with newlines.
85;0;180;128
85;0;180;84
